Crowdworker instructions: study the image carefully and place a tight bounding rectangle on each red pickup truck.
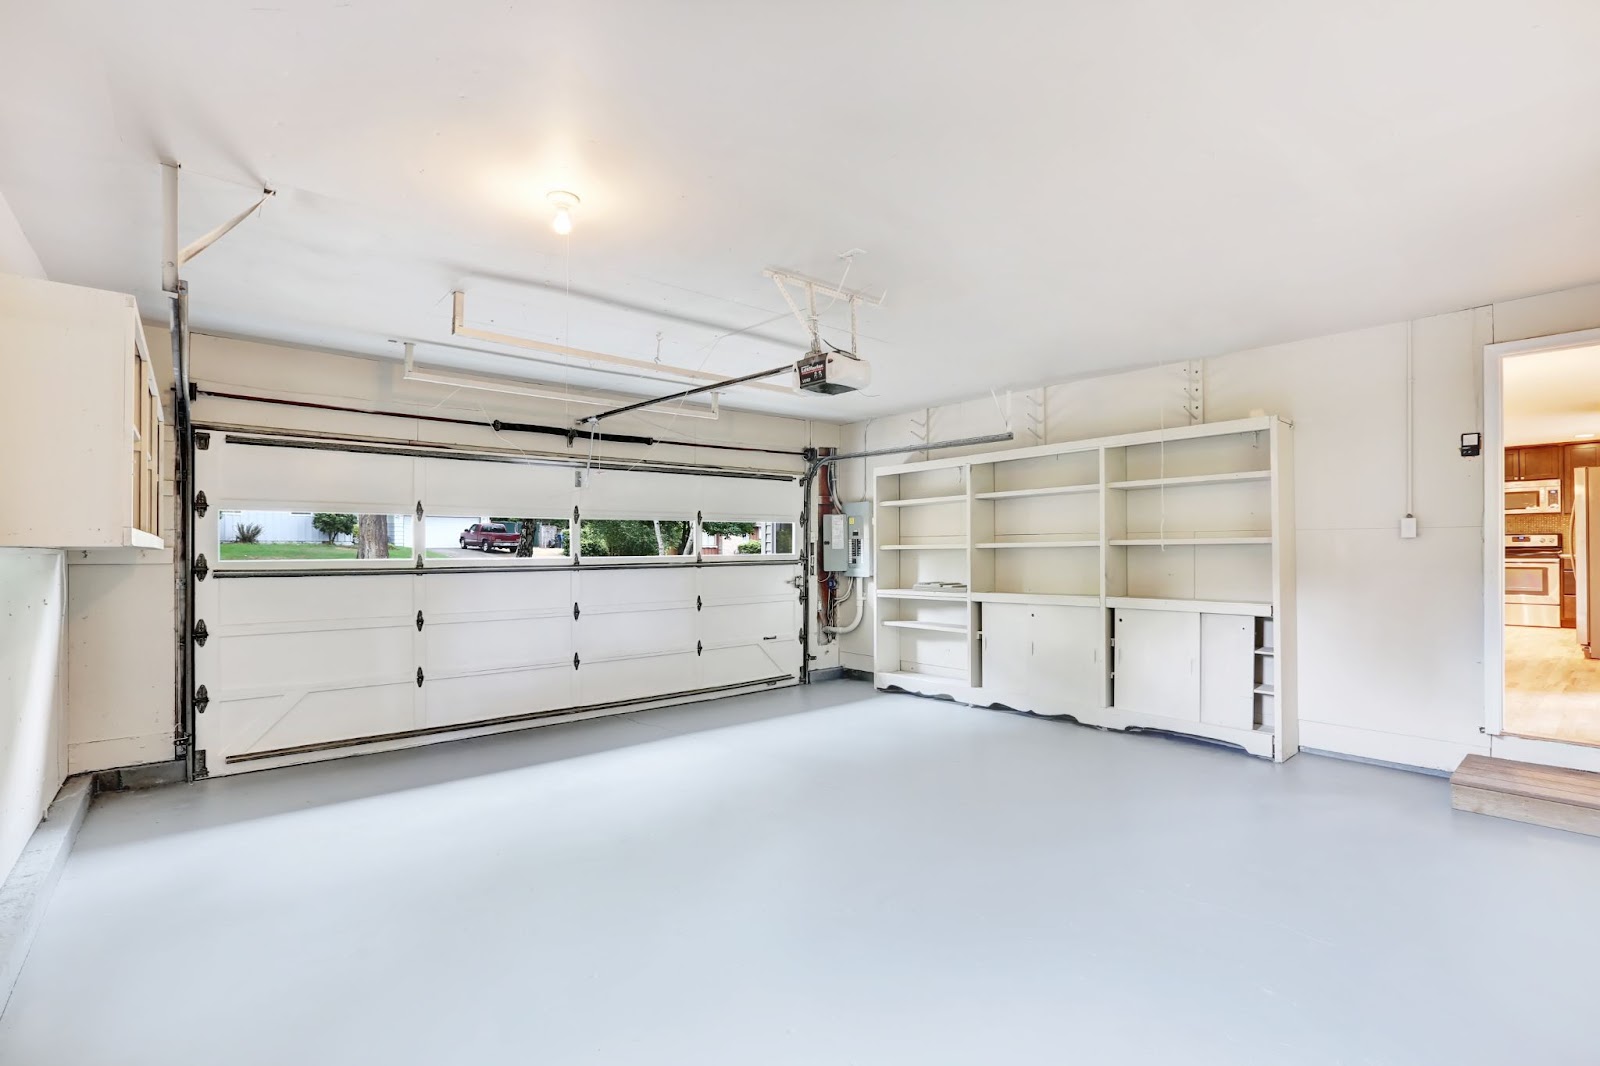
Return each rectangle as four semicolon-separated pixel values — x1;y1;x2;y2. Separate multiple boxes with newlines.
459;523;520;552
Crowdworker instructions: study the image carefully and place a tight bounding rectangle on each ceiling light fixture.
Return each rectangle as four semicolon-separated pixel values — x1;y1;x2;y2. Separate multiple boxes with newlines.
547;190;580;235
1578;432;1596;440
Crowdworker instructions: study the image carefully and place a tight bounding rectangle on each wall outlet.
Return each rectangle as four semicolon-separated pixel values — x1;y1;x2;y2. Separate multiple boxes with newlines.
1400;514;1418;539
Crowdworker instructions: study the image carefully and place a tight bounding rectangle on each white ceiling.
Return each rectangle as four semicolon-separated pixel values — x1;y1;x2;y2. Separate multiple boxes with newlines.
6;2;1600;420
1504;345;1600;446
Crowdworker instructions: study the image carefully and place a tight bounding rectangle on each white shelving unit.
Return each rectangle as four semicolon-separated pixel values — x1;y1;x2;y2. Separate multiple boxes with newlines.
872;415;1296;761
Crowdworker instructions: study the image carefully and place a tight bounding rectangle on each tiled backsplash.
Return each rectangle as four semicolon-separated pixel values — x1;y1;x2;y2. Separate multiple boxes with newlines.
1507;511;1568;539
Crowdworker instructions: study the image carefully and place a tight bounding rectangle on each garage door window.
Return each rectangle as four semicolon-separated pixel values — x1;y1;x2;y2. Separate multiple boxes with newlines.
217;509;421;562
579;518;696;559
429;515;571;563
699;519;795;557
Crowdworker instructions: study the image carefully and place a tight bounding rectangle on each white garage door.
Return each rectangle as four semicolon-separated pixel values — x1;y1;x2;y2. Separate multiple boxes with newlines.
191;433;804;776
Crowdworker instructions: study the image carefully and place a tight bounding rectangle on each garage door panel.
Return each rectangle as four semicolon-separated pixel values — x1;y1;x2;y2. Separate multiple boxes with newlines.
210;683;417;769
420;570;574;616
420;457;576;516
218;444;414;513
701;600;795;646
425;665;575;727
577;607;697;660
427;619;573;673
579;652;698;705
219;575;413;624
217;626;413;691
697;564;797;602
700;641;798;688
577;568;695;609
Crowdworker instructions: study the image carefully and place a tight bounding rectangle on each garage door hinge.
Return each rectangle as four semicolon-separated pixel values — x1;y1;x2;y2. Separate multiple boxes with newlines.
697;640;703;656
573;652;580;670
573;602;580;620
192;619;209;646
193;490;208;517
416;667;425;687
194;750;209;779
696;595;702;611
416;610;424;630
415;500;423;521
174;730;190;751
194;684;210;714
195;431;210;450
573;506;580;525
193;554;209;581
415;555;423;570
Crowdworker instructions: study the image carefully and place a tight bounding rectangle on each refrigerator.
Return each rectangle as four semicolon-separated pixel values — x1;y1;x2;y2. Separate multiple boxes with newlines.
1576;468;1600;657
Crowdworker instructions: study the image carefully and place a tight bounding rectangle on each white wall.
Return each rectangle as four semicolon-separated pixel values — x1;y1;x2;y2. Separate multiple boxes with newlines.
62;327;842;776
838;281;1600;771
0;191;45;280
0;549;67;886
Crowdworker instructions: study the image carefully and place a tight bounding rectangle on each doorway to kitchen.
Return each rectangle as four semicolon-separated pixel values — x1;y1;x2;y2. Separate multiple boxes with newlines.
1488;331;1600;748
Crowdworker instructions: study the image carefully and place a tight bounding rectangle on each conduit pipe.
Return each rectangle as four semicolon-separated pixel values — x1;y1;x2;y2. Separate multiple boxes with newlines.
822;578;865;635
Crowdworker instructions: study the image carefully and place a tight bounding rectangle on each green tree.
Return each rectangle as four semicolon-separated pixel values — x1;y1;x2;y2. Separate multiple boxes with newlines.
312;513;357;544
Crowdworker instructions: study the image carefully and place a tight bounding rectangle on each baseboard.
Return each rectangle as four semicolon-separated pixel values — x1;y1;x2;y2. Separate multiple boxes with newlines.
1301;747;1450;779
0;775;93;1018
92;759;187;792
809;666;872;683
1297;720;1488;773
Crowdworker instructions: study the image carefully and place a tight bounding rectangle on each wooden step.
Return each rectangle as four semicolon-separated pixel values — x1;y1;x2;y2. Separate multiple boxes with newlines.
1450;754;1600;837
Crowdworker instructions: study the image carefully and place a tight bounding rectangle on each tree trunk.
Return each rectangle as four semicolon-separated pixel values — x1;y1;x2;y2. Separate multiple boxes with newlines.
357;514;390;559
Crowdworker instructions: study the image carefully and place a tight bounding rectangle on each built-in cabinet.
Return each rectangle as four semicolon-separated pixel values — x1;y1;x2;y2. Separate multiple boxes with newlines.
1506;444;1562;482
873;415;1296;761
0;274;164;549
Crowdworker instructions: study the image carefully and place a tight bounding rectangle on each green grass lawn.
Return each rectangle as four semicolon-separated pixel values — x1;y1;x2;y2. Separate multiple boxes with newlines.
219;543;449;560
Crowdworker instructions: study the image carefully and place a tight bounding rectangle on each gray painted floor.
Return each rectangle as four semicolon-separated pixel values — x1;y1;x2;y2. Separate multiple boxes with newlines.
3;682;1598;1065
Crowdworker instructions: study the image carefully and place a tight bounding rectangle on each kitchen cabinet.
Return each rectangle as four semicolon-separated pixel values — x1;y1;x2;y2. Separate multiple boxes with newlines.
1507;444;1563;482
980;603;1102;713
0;274;164;549
1562;442;1600;515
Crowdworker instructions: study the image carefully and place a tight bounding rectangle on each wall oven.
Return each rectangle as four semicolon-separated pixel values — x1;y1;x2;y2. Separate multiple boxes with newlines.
1506;534;1562;627
1505;479;1561;514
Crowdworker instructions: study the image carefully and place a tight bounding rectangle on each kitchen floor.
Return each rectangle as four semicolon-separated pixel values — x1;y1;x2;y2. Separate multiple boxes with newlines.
1504;624;1600;746
6;683;1600;1065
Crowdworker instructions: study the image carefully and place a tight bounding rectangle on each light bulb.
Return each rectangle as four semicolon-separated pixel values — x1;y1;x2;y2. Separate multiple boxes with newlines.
546;190;580;236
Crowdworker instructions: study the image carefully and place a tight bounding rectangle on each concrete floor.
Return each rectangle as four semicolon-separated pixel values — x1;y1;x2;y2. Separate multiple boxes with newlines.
4;682;1599;1065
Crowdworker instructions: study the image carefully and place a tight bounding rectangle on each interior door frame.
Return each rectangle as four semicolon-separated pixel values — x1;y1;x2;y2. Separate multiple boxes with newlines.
1481;325;1600;738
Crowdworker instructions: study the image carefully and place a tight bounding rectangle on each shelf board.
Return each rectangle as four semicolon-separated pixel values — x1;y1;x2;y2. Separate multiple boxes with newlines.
974;484;1099;500
879;543;966;551
1107;471;1270;490
976;538;1098;549
879;494;966;508
972;592;1101;607
882;620;968;634
1255;646;1275;656
876;588;969;601
1107;596;1272;617
1254;683;1276;696
1110;536;1271;546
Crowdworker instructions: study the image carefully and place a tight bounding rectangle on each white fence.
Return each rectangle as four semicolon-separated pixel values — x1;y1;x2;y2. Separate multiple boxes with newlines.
220;511;413;547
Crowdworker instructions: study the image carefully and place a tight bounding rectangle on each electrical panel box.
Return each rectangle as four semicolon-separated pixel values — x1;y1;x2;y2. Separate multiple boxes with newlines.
822;501;872;576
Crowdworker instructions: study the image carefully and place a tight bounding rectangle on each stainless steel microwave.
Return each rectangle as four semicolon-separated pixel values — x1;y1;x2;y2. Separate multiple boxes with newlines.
1506;479;1561;514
